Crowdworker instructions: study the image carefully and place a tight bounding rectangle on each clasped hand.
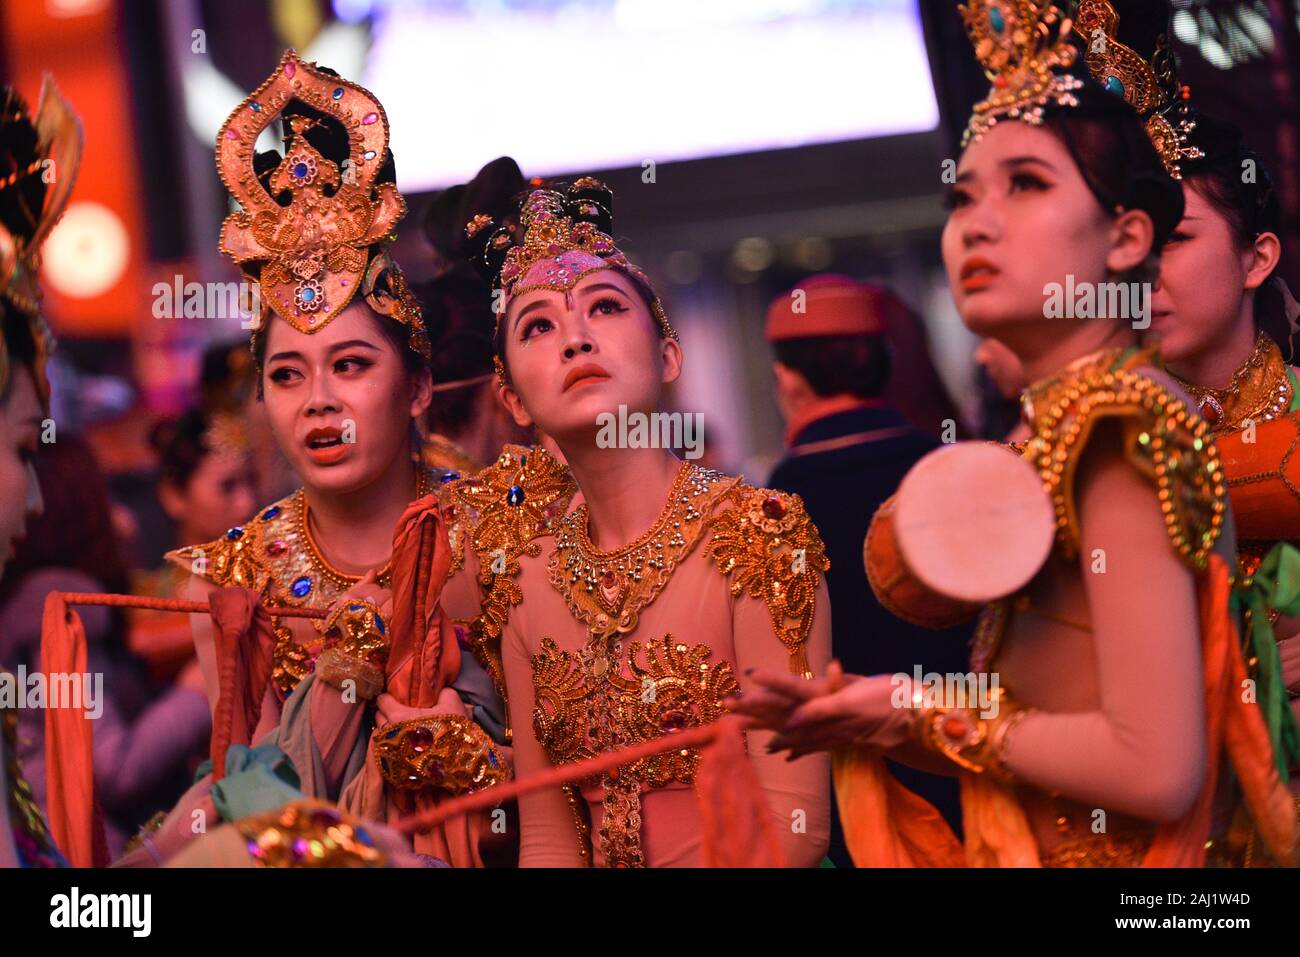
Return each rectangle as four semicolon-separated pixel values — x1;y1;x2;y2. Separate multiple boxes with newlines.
724;661;915;759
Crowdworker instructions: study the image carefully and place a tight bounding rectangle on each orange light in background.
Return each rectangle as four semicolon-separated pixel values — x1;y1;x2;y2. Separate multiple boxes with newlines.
3;0;150;337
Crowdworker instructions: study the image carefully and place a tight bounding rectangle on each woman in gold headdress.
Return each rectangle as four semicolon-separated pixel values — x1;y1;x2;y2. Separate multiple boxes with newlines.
0;75;82;867
732;0;1297;868
453;179;832;867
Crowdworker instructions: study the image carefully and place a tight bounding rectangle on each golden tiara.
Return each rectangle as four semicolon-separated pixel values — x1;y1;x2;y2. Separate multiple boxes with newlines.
1075;0;1203;178
215;50;429;359
959;0;1084;144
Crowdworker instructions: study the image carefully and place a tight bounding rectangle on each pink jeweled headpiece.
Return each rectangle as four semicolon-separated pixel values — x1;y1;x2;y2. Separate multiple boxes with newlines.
464;177;677;346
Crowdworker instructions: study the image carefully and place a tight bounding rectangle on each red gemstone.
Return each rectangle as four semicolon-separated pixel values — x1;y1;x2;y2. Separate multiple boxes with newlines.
1199;397;1221;424
600;570;617;588
761;496;787;520
407;727;434;753
266;539;288;557
941;715;968;740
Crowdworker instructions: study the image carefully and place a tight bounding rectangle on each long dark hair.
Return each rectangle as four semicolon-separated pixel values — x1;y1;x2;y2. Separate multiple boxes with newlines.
1181;113;1293;361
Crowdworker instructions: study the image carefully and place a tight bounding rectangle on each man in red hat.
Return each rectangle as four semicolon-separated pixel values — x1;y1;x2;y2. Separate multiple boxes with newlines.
765;274;971;865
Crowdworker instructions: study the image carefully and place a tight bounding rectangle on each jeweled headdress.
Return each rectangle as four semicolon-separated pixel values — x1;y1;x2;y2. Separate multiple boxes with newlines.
1075;0;1203;178
959;0;1084;143
465;177;677;351
216;50;429;361
0;77;82;409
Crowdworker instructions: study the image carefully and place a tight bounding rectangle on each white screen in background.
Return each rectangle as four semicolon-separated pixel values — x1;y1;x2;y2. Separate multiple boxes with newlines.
350;0;940;191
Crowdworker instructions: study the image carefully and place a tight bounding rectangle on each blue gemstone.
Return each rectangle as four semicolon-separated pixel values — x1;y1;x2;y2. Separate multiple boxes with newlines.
261;505;280;520
293;162;309;178
375;615;385;635
356;828;374;847
300;287;316;302
507;485;525;506
349;603;363;612
332;87;344;100
226;526;244;540
988;5;1004;32
291;576;312;598
519;454;527;466
439;471;459;483
250;102;261;112
1104;75;1125;97
489;751;499;768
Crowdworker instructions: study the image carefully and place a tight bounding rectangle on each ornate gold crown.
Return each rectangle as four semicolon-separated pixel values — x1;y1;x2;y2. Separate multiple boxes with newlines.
216;50;429;359
959;0;1084;143
1075;0;1203;178
0;77;82;409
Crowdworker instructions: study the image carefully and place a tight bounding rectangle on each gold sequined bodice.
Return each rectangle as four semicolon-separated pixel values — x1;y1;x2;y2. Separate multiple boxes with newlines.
166;466;446;695
526;461;828;866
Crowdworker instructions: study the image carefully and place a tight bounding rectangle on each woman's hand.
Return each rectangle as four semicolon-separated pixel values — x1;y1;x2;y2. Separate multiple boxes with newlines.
725;659;853;731
740;670;916;760
329;569;393;621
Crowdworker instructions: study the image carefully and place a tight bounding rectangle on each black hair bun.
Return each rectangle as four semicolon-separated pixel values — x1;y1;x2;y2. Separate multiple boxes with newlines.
565;177;614;234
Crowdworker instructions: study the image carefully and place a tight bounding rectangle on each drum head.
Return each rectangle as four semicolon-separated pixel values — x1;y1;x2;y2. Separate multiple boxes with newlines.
893;442;1055;603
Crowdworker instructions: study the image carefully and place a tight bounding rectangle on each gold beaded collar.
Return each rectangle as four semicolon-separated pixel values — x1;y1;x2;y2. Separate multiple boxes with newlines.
547;462;736;633
1169;332;1295;435
1019;344;1135;428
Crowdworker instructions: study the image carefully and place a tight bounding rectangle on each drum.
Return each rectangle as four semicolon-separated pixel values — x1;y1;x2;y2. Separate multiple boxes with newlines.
865;442;1055;627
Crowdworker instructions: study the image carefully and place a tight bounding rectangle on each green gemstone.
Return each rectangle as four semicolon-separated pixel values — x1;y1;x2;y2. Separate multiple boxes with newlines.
1105;75;1125;97
989;5;1005;32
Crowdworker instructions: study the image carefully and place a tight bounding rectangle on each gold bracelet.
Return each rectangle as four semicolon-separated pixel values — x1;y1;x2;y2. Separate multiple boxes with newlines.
374;714;510;795
913;691;1027;782
236;800;387;867
314;599;389;698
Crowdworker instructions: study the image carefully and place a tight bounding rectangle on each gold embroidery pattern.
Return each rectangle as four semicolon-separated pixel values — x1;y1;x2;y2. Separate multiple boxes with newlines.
166;468;444;696
1170;332;1295;435
1022;348;1227;569
531;633;739;868
704;486;829;677
548;463;735;630
374;714;509;794
236;801;387;868
442;445;576;695
539;462;736;866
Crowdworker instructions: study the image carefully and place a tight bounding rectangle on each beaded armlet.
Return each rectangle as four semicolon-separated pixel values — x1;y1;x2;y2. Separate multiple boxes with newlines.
374;714;509;794
441;445;576;696
705;485;830;678
1021;350;1227;569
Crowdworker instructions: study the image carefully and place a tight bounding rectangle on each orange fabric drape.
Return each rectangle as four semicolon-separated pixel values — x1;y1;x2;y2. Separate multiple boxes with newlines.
40;592;108;867
363;494;477;863
386;494;459;708
393;718;786;867
207;588;275;782
833;554;1299;868
697;718;787;866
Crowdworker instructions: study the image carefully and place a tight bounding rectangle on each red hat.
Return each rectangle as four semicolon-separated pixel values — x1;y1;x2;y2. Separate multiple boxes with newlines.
765;274;889;342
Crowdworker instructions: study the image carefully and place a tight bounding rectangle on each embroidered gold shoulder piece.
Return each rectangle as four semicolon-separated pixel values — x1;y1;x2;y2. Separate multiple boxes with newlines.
164;468;446;696
164;497;287;595
703;484;829;678
1022;349;1227;569
442;444;577;694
